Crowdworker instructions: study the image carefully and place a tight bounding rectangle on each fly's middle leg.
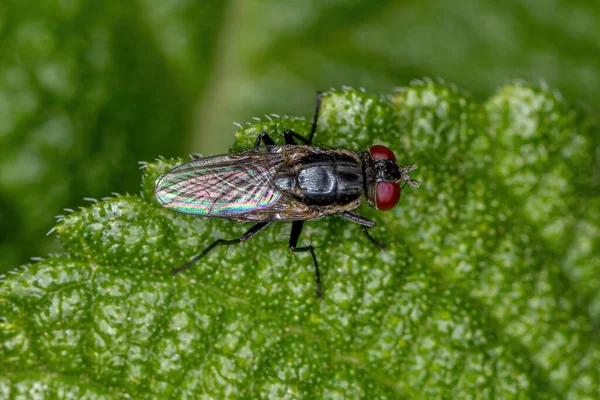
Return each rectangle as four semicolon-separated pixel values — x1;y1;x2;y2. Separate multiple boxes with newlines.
254;131;276;147
172;222;271;275
256;130;310;147
284;130;311;145
289;221;322;298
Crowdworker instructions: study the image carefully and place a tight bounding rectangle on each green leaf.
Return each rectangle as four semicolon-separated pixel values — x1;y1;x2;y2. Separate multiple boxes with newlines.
1;84;599;398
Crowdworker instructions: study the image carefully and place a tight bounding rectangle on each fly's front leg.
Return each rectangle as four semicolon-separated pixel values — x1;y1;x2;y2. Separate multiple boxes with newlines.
289;221;322;298
339;211;386;250
360;226;386;250
173;222;271;275
254;131;276;147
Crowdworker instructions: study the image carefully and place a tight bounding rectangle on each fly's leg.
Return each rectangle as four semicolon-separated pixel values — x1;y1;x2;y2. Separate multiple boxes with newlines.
257;129;310;147
360;226;386;250
339;211;386;250
308;91;323;145
289;221;322;298
172;222;271;275
283;91;323;146
254;91;322;146
254;131;276;147
339;211;375;227
283;130;311;145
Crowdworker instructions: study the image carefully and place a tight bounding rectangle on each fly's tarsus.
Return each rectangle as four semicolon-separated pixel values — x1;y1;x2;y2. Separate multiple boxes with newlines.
361;226;387;250
289;220;321;298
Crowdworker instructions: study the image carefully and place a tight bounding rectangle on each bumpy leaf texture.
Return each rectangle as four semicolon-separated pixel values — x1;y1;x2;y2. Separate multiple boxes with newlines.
1;84;599;399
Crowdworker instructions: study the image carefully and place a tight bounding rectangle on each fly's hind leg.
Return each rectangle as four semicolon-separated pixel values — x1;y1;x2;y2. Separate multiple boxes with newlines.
172;222;271;275
289;221;322;298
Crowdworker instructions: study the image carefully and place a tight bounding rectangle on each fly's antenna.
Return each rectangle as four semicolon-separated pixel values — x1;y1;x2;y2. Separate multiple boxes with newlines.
400;164;420;189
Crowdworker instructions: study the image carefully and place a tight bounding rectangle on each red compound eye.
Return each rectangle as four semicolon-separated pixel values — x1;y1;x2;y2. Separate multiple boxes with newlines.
375;182;401;211
369;145;396;161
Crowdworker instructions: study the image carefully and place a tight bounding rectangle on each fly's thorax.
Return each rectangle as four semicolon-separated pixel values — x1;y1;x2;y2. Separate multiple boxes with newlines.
358;150;377;208
274;150;364;208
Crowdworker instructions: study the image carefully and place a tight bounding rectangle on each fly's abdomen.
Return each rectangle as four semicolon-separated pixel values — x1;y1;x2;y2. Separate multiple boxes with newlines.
275;153;364;207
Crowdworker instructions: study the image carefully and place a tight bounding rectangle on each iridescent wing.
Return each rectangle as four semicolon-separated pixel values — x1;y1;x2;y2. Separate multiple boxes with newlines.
154;148;284;218
155;147;321;221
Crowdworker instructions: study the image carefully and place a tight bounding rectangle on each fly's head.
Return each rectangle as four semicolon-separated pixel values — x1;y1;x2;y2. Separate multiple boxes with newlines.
363;145;420;211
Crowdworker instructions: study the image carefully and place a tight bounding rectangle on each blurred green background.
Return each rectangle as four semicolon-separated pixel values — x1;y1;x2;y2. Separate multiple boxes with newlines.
1;0;599;274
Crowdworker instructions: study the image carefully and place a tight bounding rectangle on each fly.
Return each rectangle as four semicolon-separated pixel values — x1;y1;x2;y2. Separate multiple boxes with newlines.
154;92;420;297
